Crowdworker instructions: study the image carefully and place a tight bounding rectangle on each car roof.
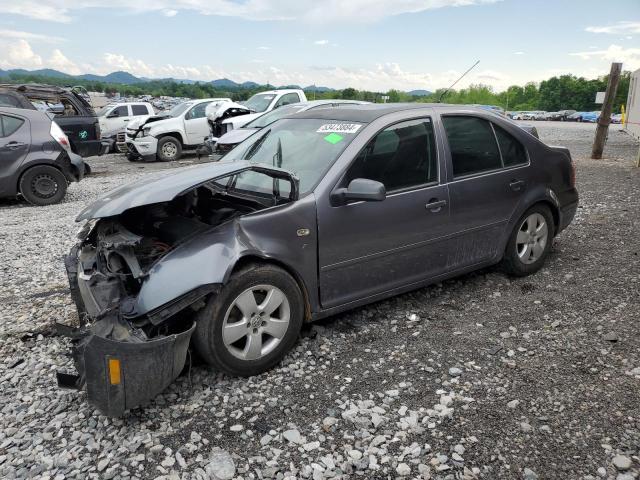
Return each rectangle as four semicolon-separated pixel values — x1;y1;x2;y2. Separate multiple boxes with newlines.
284;103;488;123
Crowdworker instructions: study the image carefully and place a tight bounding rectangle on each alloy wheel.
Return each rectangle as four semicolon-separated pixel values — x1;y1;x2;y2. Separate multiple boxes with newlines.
222;284;291;361
516;213;548;264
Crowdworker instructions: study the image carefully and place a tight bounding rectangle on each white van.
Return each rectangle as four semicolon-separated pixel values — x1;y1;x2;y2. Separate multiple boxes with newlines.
97;102;155;151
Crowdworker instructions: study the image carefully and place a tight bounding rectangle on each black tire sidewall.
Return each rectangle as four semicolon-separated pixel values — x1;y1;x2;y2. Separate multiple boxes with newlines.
503;204;554;277
19;165;68;206
156;137;182;162
194;265;304;376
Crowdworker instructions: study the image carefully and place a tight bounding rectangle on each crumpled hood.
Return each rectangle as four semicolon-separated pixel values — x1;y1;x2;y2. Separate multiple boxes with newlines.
76;161;298;221
128;115;170;131
217;127;258;146
206;101;251;122
223;112;261;128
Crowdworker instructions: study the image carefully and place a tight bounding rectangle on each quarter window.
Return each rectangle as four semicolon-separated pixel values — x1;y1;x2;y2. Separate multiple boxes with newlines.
347;118;438;192
131;105;149;116
0;114;24;137
0;94;20;108
494;124;527;166
442;116;502;177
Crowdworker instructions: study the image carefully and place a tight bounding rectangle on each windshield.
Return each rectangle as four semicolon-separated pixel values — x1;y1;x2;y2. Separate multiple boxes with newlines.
221;118;362;195
96;106;112;116
243;93;276;113
166;102;192;117
243;104;305;129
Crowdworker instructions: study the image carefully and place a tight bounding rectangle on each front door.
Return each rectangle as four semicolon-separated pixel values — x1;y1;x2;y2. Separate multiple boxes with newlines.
184;101;212;145
440;115;530;269
0;111;30;196
317;117;451;309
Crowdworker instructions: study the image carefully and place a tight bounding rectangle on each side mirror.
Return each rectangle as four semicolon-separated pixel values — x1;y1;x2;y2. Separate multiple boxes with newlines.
331;178;386;206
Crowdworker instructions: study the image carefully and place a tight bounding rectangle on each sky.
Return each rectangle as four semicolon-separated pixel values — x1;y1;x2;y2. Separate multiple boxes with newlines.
0;0;638;92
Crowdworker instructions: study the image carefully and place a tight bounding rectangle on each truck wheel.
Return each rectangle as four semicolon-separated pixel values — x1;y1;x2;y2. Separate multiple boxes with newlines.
193;264;304;377
501;204;554;277
157;136;182;162
19;165;68;206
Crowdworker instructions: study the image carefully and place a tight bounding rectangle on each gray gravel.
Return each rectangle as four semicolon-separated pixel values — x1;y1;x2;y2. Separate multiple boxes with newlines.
0;121;639;479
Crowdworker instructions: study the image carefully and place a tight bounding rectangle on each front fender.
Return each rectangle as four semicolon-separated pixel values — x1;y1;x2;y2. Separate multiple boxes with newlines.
133;221;245;315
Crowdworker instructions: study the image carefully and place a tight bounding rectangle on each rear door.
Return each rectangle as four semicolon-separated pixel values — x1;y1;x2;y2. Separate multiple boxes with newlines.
184;101;212;144
317;116;451;308
0;111;30;196
440;114;530;269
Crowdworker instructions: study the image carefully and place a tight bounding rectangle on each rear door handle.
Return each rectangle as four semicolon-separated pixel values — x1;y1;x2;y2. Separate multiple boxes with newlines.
3;141;26;150
425;199;447;212
509;180;525;191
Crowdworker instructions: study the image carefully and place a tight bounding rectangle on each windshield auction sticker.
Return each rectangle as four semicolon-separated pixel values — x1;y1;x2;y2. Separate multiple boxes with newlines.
317;123;362;134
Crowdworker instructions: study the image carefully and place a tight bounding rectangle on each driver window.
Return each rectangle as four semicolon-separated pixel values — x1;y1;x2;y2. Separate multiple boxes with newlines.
346;118;438;192
187;102;211;120
112;105;128;117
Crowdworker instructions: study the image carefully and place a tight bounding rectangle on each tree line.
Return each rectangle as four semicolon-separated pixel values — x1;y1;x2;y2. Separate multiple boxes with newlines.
2;70;631;113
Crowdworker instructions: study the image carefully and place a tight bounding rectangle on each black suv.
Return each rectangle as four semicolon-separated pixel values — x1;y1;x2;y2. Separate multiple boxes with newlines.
0;84;109;158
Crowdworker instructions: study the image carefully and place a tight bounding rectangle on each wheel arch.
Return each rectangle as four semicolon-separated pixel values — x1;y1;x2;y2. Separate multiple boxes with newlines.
156;132;185;146
229;254;313;322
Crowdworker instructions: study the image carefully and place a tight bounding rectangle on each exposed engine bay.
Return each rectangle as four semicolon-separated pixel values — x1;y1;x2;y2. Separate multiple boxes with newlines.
206;101;252;138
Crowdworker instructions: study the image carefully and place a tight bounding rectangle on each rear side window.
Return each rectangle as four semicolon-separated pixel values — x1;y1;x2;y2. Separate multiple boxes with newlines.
442;116;502;177
132;105;149;116
494;125;527;166
347;118;438;192
0;114;25;137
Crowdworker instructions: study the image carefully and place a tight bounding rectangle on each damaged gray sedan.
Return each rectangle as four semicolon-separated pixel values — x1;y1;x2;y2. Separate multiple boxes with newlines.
59;104;578;416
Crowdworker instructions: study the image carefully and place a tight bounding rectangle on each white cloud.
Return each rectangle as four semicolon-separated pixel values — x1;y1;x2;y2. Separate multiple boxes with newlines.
48;49;81;74
314;40;329;45
163;9;178;17
0;29;65;43
585;21;640;35
570;44;640;70
513;51;524;55
0;39;43;69
257;46;271;50
0;0;502;23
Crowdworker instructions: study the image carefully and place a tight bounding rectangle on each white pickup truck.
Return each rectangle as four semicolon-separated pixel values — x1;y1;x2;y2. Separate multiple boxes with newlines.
124;98;231;162
97;102;154;152
207;89;307;140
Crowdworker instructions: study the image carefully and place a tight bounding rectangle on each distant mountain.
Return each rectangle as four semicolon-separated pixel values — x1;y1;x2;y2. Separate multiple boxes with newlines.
408;89;432;97
240;81;260;88
211;78;239;88
304;85;336;93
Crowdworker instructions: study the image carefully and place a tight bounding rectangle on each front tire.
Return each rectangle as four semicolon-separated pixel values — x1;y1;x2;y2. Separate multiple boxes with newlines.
501;205;554;277
156;136;182;162
193;264;304;376
19;165;68;206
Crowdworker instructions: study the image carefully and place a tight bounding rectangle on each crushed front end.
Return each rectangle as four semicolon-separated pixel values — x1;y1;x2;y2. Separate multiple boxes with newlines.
58;214;217;416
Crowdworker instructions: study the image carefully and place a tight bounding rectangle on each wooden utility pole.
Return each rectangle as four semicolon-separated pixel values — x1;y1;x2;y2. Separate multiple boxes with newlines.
591;62;622;159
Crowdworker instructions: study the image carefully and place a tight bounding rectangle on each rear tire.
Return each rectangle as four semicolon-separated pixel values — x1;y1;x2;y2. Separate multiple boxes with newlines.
501;204;554;277
157;136;182;162
193;264;304;376
19;165;68;206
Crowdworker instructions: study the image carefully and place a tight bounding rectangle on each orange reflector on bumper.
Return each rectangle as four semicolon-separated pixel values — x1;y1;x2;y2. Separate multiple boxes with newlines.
108;358;121;385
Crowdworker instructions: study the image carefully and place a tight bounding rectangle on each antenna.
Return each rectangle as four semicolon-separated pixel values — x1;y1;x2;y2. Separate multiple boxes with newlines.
438;60;480;103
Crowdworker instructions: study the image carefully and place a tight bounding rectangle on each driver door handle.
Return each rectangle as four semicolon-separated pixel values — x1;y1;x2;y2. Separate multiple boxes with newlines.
425;199;447;212
509;180;525;191
3;141;26;150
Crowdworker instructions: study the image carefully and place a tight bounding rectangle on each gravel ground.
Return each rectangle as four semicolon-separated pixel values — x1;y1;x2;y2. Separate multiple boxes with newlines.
0;121;638;480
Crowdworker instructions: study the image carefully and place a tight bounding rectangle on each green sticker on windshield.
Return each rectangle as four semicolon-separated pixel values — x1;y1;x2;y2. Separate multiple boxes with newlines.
324;133;343;145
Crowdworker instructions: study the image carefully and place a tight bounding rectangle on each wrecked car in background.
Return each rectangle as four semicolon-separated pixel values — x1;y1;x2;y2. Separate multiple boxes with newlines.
0;84;109;158
202;99;369;157
59;104;578;416
124;98;231;162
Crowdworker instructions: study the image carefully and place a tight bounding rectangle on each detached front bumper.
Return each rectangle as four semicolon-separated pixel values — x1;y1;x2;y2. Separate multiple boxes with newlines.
59;247;197;417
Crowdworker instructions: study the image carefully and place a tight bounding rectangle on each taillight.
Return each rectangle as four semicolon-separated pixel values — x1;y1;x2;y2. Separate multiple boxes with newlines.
50;121;71;152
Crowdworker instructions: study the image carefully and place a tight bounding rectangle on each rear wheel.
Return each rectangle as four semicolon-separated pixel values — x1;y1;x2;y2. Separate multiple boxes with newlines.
19;165;68;206
501;205;554;277
157;136;182;162
193;264;304;376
